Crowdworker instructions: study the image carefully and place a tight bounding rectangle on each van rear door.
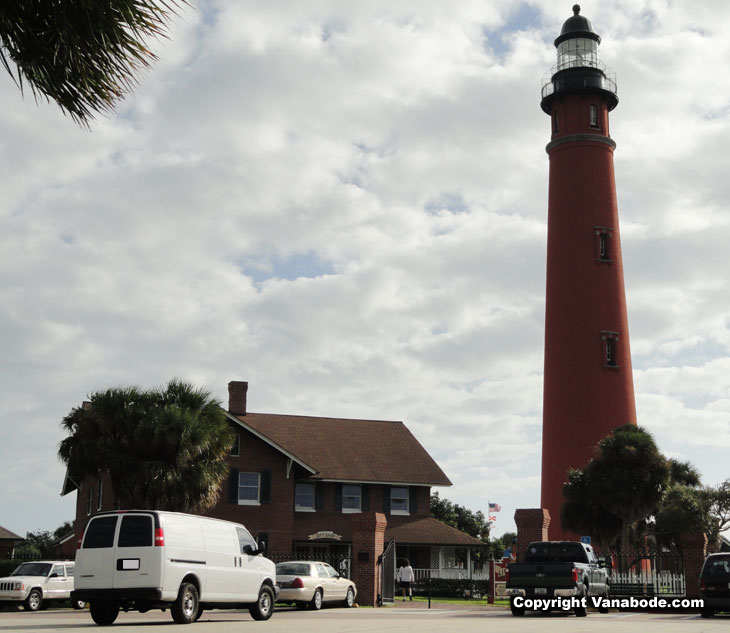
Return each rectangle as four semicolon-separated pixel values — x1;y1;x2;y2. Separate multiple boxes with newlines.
111;513;163;590
76;515;120;590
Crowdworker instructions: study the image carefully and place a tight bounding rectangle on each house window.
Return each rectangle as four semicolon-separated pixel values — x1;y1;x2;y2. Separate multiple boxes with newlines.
295;483;315;512
390;487;409;515
86;486;94;516
238;472;260;505
595;226;613;262
601;331;620;368
589;104;599;128
230;433;240;457
342;484;361;513
97;479;104;511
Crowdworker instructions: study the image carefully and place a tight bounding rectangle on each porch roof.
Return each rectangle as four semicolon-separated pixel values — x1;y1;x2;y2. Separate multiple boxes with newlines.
385;517;485;546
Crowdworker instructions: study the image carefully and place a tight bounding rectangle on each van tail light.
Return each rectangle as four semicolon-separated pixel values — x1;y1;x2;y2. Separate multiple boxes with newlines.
155;527;165;547
699;578;707;590
77;532;84;549
505;568;510;584
572;568;579;583
292;577;304;589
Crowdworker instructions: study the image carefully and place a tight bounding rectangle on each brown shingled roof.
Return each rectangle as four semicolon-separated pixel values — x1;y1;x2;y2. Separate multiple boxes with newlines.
230;412;451;486
0;526;22;540
385;517;485;546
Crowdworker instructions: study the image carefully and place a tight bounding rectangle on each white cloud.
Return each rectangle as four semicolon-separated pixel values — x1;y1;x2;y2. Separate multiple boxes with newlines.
1;1;730;539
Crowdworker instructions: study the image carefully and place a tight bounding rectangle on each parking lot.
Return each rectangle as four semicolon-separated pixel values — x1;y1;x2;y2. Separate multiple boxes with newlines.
0;605;725;633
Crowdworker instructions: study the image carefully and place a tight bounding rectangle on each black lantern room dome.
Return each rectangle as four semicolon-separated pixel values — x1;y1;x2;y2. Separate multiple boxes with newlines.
555;5;600;46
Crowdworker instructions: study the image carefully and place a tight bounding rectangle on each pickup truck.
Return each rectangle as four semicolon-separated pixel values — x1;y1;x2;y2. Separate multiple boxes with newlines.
506;541;609;617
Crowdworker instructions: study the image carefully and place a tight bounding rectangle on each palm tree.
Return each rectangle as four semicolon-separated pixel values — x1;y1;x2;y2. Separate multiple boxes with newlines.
0;1;182;125
589;424;669;551
561;424;670;550
58;379;234;513
561;467;623;550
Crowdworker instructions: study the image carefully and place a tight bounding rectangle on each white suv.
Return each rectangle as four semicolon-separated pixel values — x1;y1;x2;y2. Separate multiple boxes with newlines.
0;561;85;611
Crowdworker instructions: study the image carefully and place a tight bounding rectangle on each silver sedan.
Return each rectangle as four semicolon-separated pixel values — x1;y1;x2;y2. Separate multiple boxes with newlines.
275;561;356;610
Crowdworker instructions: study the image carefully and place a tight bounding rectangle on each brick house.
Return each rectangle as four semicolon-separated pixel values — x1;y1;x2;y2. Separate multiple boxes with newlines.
0;525;23;558
62;381;484;597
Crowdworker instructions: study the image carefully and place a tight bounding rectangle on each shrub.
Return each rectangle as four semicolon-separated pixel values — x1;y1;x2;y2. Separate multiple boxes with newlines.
413;578;490;599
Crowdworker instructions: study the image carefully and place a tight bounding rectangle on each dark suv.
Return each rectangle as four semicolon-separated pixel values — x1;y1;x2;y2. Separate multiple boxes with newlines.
699;553;730;617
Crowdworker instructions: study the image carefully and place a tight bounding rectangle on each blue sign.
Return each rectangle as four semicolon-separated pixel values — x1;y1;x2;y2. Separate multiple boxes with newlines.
580;536;591;544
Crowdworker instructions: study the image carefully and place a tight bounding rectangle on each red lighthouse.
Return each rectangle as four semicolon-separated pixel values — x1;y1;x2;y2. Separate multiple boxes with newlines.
540;6;637;540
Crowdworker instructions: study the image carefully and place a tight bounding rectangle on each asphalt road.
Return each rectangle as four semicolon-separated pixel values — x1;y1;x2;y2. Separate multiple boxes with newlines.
0;606;726;633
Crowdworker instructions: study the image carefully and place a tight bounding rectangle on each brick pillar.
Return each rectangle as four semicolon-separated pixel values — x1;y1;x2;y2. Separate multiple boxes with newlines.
350;512;387;607
680;531;707;599
514;508;551;562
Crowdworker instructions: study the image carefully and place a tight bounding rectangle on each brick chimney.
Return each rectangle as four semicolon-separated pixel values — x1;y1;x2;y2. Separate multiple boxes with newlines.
228;381;248;415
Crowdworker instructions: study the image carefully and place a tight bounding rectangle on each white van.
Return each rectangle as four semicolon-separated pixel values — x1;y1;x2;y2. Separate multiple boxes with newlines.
72;511;277;625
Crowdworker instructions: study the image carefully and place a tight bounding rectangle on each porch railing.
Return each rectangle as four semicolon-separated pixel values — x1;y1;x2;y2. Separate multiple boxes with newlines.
412;568;489;581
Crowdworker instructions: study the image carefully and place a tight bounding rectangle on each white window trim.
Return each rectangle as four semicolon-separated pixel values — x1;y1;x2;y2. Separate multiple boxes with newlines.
390;486;410;516
237;472;261;506
342;484;362;513
295;482;316;512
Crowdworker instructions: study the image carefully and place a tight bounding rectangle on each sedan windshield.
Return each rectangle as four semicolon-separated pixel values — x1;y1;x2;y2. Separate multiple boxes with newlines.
11;563;52;577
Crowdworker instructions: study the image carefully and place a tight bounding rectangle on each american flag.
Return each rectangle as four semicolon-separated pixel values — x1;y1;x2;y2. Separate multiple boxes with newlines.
489;502;501;512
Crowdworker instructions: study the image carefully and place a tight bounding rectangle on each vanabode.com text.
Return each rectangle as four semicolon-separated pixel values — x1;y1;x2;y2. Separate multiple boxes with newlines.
511;596;704;611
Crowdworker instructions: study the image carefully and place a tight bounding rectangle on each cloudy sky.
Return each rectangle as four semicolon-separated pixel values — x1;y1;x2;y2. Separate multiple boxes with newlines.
2;0;730;541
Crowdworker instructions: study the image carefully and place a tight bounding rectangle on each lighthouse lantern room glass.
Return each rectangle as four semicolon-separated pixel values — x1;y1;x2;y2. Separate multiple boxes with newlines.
557;38;598;71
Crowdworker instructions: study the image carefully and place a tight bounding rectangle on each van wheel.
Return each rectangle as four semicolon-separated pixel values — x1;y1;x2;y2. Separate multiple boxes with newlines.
195;605;204;621
701;606;714;618
171;583;199;624
72;599;86;610
309;588;323;611
90;601;119;626
249;585;274;621
24;589;42;612
509;596;525;616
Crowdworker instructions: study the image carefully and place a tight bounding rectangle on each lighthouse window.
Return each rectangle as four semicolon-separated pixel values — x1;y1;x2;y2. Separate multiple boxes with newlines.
595;226;613;262
589;105;599;128
553;111;560;134
599;233;608;259
605;339;616;366
601;332;620;369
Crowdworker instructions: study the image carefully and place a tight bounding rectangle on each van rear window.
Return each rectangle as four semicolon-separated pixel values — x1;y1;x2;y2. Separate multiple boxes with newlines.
84;516;118;548
118;515;153;547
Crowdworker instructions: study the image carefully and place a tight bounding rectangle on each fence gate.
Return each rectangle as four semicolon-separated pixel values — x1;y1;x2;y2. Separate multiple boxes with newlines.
608;549;685;598
380;539;396;605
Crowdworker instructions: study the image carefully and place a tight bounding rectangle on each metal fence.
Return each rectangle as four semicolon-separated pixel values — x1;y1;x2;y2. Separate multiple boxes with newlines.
608;550;685;598
267;552;352;579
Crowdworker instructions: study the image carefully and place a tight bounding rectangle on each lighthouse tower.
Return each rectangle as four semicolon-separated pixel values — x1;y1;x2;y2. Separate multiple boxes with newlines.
540;6;637;540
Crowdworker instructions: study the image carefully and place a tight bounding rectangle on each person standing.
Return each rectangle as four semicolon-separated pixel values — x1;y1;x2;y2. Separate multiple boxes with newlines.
397;559;415;601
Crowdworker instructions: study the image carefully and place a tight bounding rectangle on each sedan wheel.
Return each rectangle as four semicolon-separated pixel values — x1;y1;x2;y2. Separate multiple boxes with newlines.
343;587;355;608
309;588;323;610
